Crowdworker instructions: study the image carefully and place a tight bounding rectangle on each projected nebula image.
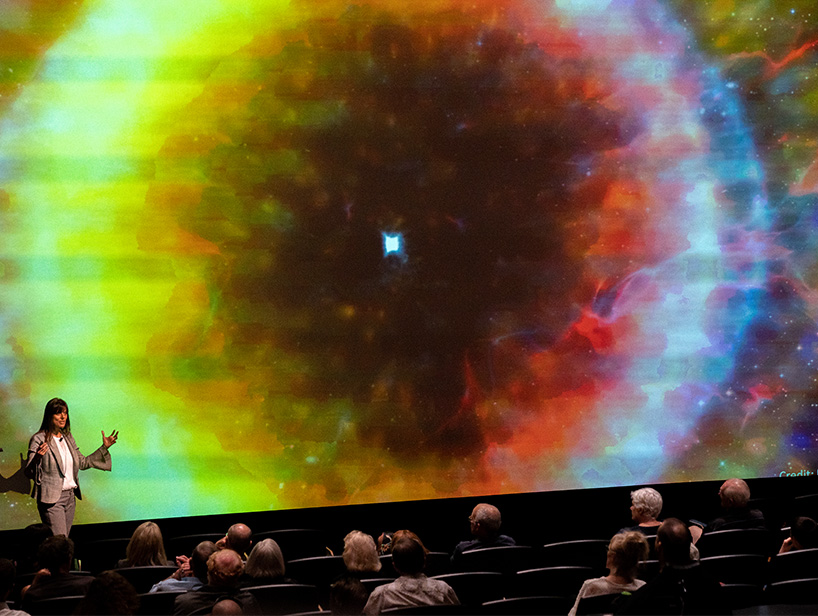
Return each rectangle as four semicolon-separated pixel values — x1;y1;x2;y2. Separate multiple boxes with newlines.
1;0;817;528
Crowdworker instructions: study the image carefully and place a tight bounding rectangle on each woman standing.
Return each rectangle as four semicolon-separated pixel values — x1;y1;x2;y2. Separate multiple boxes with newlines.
24;398;118;537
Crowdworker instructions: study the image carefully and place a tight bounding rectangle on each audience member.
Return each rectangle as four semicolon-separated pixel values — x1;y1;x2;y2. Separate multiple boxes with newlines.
363;533;458;614
569;531;649;616
779;516;817;553
619;518;727;615
150;541;217;593
211;598;244;615
14;523;53;576
0;558;28;616
342;531;382;577
240;539;291;586
330;576;369;615
74;570;139;615
621;488;663;536
117;521;173;567
21;536;94;612
172;549;260;615
690;478;765;543
451;503;515;565
216;524;253;560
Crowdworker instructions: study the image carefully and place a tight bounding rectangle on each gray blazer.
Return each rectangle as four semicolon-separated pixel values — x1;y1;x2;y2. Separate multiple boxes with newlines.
25;431;111;504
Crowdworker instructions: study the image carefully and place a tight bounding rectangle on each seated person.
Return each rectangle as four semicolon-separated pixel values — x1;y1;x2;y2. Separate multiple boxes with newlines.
240;539;292;587
569;531;649;616
618;518;727;615
451;503;515;565
620;488;663;536
150;541;217;593
779;516;817;553
342;531;382;577
74;570;140;615
0;558;28;616
173;549;260;615
330;576;369;615
21;536;95;612
690;478;766;543
364;533;459;614
216;524;253;560
117;521;174;567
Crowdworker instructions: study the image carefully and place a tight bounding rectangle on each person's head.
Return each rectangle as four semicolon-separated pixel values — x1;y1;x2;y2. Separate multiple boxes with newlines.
125;521;168;566
38;397;71;436
791;516;817;550
37;535;74;574
718;478;751;509
191;540;217;582
630;488;663;523
656;518;692;568
469;503;502;539
0;559;15;601
74;570;140;615
207;549;244;588
245;538;286;579
223;523;253;556
17;523;53;571
342;530;382;574
330;576;369;615
391;530;428;554
606;531;649;581
211;598;244;615
391;534;426;576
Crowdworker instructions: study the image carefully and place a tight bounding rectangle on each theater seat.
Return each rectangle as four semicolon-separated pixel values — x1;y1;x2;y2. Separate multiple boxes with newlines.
482;595;573;615
26;594;85;616
514;566;597;598
114;565;179;594
696;528;774;557
540;539;608;568
458;545;535;574
243;583;320;615
430;571;505;607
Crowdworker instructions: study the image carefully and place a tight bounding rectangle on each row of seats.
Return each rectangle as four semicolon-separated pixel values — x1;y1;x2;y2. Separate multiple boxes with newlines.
19;572;818;615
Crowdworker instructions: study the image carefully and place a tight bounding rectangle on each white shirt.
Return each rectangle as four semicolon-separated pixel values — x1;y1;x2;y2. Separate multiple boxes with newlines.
52;435;78;490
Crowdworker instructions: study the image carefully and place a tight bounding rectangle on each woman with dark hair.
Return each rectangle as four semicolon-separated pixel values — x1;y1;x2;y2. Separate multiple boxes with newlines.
24;397;118;537
117;521;172;567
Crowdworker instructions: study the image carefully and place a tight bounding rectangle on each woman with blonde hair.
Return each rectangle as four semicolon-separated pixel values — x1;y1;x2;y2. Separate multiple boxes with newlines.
117;521;172;567
342;530;382;576
569;531;649;616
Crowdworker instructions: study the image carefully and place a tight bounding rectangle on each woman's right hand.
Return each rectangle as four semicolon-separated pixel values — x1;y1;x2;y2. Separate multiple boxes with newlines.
36;441;49;457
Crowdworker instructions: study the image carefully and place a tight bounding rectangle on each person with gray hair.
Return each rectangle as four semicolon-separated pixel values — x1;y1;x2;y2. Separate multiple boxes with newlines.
241;538;291;586
621;487;663;536
451;503;515;566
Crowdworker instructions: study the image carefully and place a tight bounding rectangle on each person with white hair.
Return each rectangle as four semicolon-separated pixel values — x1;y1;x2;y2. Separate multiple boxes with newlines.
621;487;663;536
451;503;516;566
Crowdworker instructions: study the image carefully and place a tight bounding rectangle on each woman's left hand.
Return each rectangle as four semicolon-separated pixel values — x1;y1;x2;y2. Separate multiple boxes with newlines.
102;429;119;448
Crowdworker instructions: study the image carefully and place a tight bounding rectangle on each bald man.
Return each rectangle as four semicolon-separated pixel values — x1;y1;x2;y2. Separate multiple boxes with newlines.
451;503;516;566
216;523;253;559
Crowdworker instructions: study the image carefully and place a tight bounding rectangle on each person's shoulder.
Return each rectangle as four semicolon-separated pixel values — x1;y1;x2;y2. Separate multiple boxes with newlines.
28;431;45;445
496;534;516;546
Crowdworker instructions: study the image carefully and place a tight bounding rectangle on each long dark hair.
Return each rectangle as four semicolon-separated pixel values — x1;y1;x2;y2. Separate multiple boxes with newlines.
37;397;71;439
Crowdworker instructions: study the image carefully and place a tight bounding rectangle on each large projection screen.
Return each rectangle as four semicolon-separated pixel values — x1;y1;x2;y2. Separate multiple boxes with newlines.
1;0;817;530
